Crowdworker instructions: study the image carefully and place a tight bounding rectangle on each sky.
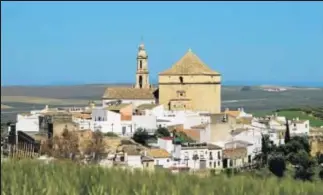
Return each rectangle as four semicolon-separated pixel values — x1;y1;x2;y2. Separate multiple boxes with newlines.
1;2;323;86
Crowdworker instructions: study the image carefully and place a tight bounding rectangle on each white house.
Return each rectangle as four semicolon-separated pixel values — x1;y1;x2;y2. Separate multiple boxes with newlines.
16;113;40;132
289;118;310;136
229;129;262;160
173;143;223;170
91;107;122;134
146;148;172;168
157;137;174;154
132;115;157;134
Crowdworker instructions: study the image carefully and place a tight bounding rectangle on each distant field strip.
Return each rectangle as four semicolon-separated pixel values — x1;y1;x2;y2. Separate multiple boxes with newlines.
222;98;267;103
1;104;13;109
1;96;100;106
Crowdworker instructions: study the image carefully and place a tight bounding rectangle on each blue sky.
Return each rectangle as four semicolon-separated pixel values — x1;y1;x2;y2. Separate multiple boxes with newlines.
1;2;323;86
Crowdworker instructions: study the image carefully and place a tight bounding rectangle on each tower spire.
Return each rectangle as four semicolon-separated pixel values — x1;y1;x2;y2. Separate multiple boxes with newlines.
135;42;150;89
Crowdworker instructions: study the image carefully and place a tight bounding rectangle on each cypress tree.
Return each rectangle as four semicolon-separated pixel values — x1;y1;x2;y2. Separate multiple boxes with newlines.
285;119;291;143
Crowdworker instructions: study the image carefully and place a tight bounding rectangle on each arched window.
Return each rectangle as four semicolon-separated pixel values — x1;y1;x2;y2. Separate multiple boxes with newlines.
179;76;183;84
139;60;142;69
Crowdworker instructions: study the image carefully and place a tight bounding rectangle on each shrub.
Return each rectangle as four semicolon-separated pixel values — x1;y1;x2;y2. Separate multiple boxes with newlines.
104;132;119;137
268;154;286;178
319;168;323;180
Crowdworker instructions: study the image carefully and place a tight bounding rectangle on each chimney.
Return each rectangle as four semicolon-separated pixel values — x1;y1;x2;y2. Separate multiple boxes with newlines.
225;108;229;112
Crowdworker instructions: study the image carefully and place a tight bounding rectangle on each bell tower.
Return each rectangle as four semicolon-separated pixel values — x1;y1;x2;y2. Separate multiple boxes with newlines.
135;43;150;89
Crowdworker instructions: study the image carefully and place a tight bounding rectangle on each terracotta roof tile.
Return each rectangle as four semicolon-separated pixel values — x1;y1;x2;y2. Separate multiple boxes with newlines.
223;110;241;118
121;114;132;121
191;123;208;129
159;49;220;75
223;147;247;159
236;117;253;125
183;129;200;141
136;104;159;110
147;148;171;158
105;103;131;111
102;87;157;100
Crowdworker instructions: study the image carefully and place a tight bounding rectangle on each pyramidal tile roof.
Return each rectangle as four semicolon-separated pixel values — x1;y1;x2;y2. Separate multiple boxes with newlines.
159;49;220;75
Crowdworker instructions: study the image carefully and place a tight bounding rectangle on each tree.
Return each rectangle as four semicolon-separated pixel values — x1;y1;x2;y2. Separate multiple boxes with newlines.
83;130;106;162
317;152;323;165
155;127;171;138
319;168;323;180
268;153;286;178
284;119;291;144
40;127;79;159
256;134;274;166
132;128;149;146
293;150;316;181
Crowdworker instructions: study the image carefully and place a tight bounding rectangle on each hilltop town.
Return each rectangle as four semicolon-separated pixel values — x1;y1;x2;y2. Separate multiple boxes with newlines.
1;43;323;176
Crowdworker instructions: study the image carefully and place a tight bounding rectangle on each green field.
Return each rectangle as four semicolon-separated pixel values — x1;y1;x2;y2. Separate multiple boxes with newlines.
1;160;322;195
277;111;323;127
253;109;323;127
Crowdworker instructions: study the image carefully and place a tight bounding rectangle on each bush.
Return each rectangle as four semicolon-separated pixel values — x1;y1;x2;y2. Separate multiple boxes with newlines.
268;154;286;178
104;132;119;137
319;168;323;180
2;160;323;195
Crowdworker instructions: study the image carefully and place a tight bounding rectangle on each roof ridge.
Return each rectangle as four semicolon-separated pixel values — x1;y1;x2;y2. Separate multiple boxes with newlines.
159;49;220;75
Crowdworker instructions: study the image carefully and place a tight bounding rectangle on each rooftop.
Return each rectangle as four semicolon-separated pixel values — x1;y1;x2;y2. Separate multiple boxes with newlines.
181;142;222;150
102;87;157;100
105;103;131;111
136;104;159;110
159;49;220;76
147;148;171;158
223;147;247;159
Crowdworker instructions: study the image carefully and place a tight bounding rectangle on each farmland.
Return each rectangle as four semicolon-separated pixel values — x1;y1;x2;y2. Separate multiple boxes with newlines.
1;160;322;195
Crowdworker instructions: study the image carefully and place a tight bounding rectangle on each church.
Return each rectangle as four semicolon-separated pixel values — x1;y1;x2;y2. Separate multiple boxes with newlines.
102;43;221;114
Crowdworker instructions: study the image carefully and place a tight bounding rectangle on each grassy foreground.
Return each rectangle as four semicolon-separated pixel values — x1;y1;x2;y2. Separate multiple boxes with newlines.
1;160;322;195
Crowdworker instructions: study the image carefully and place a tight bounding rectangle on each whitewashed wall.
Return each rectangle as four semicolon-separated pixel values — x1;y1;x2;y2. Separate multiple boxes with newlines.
16;114;40;132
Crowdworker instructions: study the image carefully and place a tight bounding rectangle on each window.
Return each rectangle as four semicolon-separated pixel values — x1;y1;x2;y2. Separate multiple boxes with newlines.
214;161;217;168
179;76;183;84
229;160;233;167
209;162;212;167
139;75;143;88
217;151;221;159
139;60;142;69
218;161;220;166
305;124;308;128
